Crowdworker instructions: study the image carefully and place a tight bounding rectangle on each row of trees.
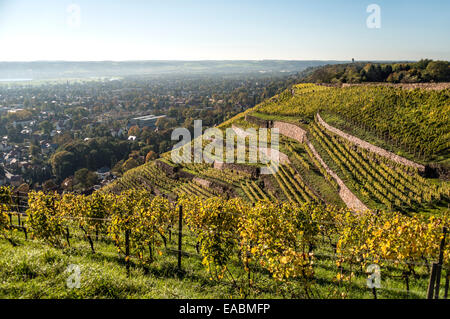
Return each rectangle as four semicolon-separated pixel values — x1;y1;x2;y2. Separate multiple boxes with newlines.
302;60;450;84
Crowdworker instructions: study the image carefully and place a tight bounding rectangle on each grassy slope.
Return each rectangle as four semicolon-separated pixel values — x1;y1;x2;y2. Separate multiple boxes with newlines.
0;228;436;299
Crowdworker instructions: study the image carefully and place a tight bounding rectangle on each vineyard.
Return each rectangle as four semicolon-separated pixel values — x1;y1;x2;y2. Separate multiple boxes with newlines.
1;82;449;299
174;182;214;199
308;118;449;213
102;161;181;194
267;163;318;204
240;180;272;203
256;84;450;162
0;187;449;299
103;82;449;215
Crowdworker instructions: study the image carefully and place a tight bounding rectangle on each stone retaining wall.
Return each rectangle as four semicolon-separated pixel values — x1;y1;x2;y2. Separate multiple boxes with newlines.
244;115;308;144
193;177;232;194
305;140;368;212
213;161;259;179
155;160;178;175
244;114;273;128
273;121;307;144
316;113;425;172
177;169;196;180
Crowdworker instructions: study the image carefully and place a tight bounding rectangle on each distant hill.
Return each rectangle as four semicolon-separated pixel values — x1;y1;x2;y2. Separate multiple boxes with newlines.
0;60;345;80
300;59;450;84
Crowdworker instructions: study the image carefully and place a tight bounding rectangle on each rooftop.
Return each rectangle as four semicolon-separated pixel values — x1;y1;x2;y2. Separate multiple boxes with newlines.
132;114;166;121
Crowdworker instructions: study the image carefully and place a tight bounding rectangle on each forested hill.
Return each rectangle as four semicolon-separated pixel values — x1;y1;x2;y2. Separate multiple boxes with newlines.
300;59;450;84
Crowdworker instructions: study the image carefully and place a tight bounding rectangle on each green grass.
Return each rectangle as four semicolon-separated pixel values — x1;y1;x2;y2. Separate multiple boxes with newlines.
0;231;239;299
0;228;441;299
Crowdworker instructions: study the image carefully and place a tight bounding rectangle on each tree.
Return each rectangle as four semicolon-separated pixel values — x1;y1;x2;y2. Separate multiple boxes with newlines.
425;61;450;82
29;145;41;158
74;168;99;190
50;151;75;180
53;132;73;145
39;121;53;136
168;107;178;118
363;63;383;82
112;160;125;177
42;179;58;192
155;117;177;129
145;151;156;163
61;177;74;191
6;125;23;143
415;59;432;70
128;125;140;137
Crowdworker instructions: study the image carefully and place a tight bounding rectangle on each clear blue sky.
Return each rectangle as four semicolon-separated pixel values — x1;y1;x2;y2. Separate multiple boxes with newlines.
0;0;448;61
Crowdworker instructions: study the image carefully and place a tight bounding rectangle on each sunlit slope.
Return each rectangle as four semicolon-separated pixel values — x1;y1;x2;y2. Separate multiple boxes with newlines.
254;83;450;163
103;83;449;214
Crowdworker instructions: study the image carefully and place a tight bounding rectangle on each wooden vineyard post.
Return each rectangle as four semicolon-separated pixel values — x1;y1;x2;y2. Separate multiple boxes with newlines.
23;220;27;240
65;227;70;247
434;227;447;299
18;214;27;240
427;263;438;299
427;227;447;299
177;204;183;272
125;228;130;277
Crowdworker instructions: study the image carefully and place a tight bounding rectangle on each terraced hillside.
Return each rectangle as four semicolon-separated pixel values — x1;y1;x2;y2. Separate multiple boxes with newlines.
309;118;448;213
104;84;449;215
254;83;450;163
